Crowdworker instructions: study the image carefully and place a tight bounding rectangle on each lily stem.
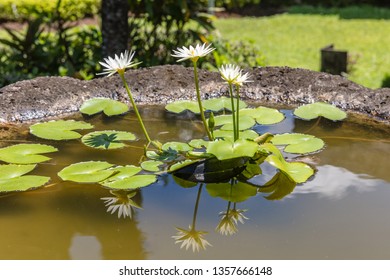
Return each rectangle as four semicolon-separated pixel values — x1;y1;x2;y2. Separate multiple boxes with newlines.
228;83;238;141
235;84;241;141
119;73;155;148
192;61;214;141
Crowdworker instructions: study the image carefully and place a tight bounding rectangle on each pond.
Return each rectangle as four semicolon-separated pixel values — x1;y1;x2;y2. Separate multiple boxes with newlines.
0;104;389;260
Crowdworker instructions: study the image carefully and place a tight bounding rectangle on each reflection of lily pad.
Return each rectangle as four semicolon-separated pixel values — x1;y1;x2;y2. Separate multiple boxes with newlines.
0;164;50;192
80;98;129;116
206;181;257;202
165;100;200;114
101;175;157;190
140;160;164;172
58;161;115;183
30;120;93;140
212;115;256;131
262;143;314;183
271;133;325;154
0;144;58;164
240;107;285;125
258;171;296;200
207;139;259;160
203;97;247;112
82;130;137;149
293;102;347;121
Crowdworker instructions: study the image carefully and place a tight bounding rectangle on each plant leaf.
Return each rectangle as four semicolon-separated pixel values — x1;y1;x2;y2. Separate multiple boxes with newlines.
0;144;58;164
140;160;164;172
0;164;50;192
162;141;192;152
101;175;157;190
30;120;93;140
213;129;259;140
82;130;137;149
207;139;259;160
146;148;179;161
80;98;129;116
165;100;200;114
262;143;314;183
203;97;247;112
293;102;347;121
212;114;256;131
271;133;325;154
240;107;285;125
58;161;115;183
101;165;142;184
188;139;210;149
206;181;257;202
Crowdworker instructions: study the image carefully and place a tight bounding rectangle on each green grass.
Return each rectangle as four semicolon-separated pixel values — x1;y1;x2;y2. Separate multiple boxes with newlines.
214;13;390;89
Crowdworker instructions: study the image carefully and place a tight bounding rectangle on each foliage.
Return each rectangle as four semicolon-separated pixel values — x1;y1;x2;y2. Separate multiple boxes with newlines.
0;0;99;21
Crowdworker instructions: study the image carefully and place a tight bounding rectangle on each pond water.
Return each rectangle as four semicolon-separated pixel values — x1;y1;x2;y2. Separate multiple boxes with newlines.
0;105;389;260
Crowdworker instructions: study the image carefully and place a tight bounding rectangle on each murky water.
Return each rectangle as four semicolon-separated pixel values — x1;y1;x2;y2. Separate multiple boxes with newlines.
0;105;389;259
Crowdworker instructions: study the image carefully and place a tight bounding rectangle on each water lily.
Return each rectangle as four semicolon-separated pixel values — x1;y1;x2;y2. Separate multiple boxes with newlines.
233;71;252;86
172;226;211;252
101;190;142;219
98;50;141;76
219;64;241;84
171;43;215;63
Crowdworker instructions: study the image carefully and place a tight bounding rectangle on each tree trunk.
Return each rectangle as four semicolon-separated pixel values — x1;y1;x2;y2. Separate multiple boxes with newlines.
101;0;129;58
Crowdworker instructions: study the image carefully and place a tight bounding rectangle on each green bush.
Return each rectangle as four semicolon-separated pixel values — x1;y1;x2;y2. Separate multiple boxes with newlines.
0;0;99;21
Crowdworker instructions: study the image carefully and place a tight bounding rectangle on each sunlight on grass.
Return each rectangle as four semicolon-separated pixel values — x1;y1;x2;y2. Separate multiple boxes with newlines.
215;14;390;89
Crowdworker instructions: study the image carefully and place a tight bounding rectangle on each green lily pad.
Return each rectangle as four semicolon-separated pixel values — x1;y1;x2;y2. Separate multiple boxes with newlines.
30;120;93;140
293;102;347;121
58;161;115;183
262;143;314;183
82;130;137;149
0;164;50;192
258;171;296;200
213;129;259;140
165;100;200;114
80;98;129;116
162;141;192;152
206;181;257;202
0;144;58;164
101;174;157;190
212;114;256;131
271;133;325;154
188;139;210;149
240;107;285;125
169;160;199;172
203;97;247;112
140;160;164;172
146;149;179;161
101;165;142;184
207;139;259;160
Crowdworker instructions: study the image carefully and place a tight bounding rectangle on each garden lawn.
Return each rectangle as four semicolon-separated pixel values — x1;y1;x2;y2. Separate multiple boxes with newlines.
215;13;390;89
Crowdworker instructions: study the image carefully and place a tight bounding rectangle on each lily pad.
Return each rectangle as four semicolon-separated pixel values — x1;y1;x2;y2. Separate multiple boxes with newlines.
213;129;259;140
293;102;347;121
207;139;259;160
165;100;200;114
140;160;164;172
212;115;256;131
101;165;142;184
203;97;247;112
262;143;314;183
162;141;192;152
240;107;285;125
0;144;58;164
82;130;137;149
80;98;129;116
30;120;93;140
271;133;325;154
206;181;257;202
101;174;157;190
58;161;115;183
188;139;210;149
258;171;296;200
0;164;50;192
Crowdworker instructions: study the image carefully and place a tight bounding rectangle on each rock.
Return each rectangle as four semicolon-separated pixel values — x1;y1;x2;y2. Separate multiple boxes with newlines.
0;65;388;124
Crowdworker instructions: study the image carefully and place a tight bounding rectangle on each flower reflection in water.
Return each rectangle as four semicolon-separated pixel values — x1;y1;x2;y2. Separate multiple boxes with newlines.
172;184;212;252
216;202;248;236
101;190;142;219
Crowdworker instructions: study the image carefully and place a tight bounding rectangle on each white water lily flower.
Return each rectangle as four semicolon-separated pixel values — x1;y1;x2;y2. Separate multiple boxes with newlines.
219;64;241;84
233;71;252;86
98;50;141;76
172;226;212;252
172;43;215;62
